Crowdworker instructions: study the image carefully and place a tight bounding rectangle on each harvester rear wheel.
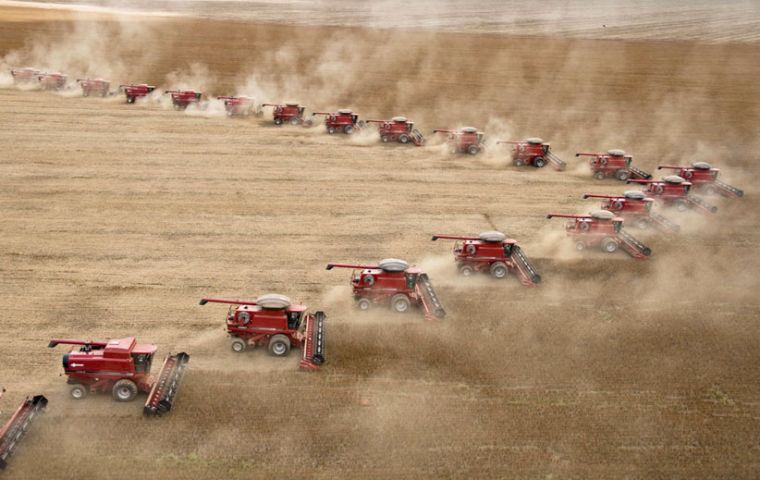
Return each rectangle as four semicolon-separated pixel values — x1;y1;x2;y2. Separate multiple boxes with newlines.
112;379;138;402
533;157;546;168
459;265;475;277
514;158;524;167
126;96;136;104
490;262;508;279
391;294;411;313
575;241;586;251
82;90;89;97
70;385;87;400
357;298;371;311
601;237;619;253
467;145;481;155
268;334;291;357
594;171;606;180
327;126;336;134
675;199;688;212
636;218;650;229
703;185;717;195
274;117;283;125
381;135;390;143
616;169;630;181
398;134;410;144
230;338;247;353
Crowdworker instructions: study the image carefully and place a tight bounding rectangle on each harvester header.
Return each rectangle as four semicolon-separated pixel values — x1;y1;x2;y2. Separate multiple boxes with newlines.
0;391;48;469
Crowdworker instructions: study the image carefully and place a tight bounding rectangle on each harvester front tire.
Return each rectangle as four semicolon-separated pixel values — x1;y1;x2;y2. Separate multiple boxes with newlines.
490;262;508;279
616;169;630;181
289;116;300;126
357;298;371;311
268;334;291;357
70;385;87;400
112;379;138;402
467;145;480;155
601;237;619;253
675;200;688;212
343;125;354;134
230;338;247;353
459;265;475;277
391;294;411;313
533;157;546;168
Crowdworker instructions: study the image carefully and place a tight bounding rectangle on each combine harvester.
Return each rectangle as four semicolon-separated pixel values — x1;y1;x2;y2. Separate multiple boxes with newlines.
37;72;67;90
546;211;652;259
217;96;260;117
583;192;680;234
77;78;110;97
431;231;541;287
433;127;484;155
120;83;156;103
261;102;313;126
0;388;47;470
199;294;326;370
165;90;203;110
48;337;189;416
658;162;744;198
627;176;717;214
9;67;40;84
576;149;651;181
312;108;366;134
365;116;425;145
326;259;445;320
496;137;566;170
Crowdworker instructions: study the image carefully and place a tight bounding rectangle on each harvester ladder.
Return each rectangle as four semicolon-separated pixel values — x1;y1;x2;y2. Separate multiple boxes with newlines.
510;246;542;287
685;195;718;214
300;311;326;371
0;395;47;469
144;352;190;416
629;165;652;180
545;152;567;171
649;212;680;234
416;273;446;320
617;229;652;259
714;180;744;198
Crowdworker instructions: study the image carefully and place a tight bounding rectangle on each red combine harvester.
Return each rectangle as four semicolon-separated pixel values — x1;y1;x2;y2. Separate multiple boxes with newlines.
627;175;717;214
312;108;366;134
217;96;260;117
546;211;652;259
576;149;652;181
496;137;566;170
657;162;744;198
37;72;67;90
431;231;541;287
0;389;47;470
261;102;313;126
583;191;680;233
77;78;110;97
165;90;202;110
48;337;189;416
9;67;40;83
326;259;445;320
365;116;425;145
120;84;156;103
433;127;484;155
199;294;325;370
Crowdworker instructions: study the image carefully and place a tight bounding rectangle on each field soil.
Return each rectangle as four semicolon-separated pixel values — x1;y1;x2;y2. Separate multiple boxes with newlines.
1;5;759;479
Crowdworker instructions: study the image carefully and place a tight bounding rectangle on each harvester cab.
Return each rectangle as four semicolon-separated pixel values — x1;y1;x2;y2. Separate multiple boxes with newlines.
37;72;67;91
199;294;326;370
312;108;365;134
583;191;679;233
431;231;541;286
496;137;566;170
120;83;156;103
627;175;718;214
366;116;425;145
576;149;652;181
547;211;651;259
262;102;313;126
433;127;484;155
77;78;111;97
326;259;446;320
48;337;189;416
0;389;47;469
164;90;202;110
9;67;41;83
657;162;744;198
